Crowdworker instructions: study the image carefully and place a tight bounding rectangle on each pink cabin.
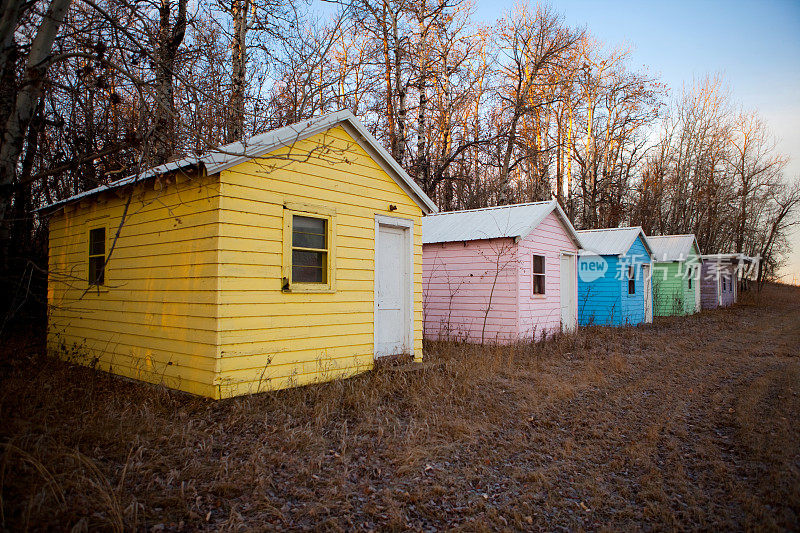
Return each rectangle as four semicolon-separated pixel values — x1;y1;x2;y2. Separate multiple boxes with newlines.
422;201;582;344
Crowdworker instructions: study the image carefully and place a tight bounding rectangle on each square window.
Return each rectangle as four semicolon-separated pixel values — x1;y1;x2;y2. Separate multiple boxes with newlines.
282;206;336;292
292;215;328;284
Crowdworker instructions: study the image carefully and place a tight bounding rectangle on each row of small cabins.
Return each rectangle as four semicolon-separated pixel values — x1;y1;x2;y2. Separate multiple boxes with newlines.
41;112;756;399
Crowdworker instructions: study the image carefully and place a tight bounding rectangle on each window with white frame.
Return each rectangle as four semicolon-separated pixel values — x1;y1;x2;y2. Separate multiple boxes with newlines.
532;255;545;295
628;265;636;295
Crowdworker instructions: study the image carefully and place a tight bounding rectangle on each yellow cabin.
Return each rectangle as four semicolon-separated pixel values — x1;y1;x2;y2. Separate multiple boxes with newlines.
41;111;437;399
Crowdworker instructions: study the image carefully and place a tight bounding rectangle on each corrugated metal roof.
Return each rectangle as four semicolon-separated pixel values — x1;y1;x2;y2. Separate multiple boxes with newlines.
648;234;700;262
422;200;581;245
576;226;653;256
38;110;438;214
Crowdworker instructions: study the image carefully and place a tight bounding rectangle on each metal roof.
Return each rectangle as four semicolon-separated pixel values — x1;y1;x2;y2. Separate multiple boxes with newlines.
701;253;757;264
648;234;701;262
576;226;653;257
38;110;438;214
422;200;581;246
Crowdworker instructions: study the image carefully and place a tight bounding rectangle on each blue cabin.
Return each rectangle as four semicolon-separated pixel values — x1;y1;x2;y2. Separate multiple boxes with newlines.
576;227;654;326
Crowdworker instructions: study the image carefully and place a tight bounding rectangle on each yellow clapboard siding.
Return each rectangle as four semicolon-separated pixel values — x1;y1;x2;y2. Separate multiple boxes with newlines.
50;314;219;341
47;171;222;394
48;336;217;397
52;276;375;293
48;206;220;242
225;361;374;384
49;323;218;356
219;345;374;373
54;309;218;331
217;302;373;319
48;336;218;380
222;321;371;344
217;311;372;331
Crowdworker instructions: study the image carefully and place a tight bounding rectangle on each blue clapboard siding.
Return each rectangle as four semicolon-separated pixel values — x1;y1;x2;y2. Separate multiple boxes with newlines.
621;236;650;325
578;235;652;326
578;254;621;326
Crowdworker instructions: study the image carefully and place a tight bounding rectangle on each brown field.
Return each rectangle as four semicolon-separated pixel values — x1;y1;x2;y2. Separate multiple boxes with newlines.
1;283;799;531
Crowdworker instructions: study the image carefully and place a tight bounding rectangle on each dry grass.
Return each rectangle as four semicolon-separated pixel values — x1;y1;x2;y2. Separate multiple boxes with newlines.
1;283;799;531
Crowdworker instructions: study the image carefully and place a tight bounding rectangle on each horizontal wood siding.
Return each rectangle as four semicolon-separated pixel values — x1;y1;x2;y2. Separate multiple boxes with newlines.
621;236;652;326
516;212;579;339
653;245;701;316
578;236;652;327
652;262;685;316
422;238;518;343
701;260;737;309
700;261;720;309
215;126;424;397
578;255;622;326
47;172;221;398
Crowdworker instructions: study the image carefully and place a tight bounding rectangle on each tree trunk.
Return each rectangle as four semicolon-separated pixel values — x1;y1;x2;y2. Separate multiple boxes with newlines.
227;0;249;143
0;0;73;265
152;0;187;164
392;10;405;166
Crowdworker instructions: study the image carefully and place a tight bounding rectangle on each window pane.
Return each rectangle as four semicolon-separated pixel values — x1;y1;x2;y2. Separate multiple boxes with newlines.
89;256;105;285
293;265;326;283
292;250;326;283
293;231;326;249
533;274;545;295
533;255;544;274
89;228;105;256
293;250;325;267
293;216;326;249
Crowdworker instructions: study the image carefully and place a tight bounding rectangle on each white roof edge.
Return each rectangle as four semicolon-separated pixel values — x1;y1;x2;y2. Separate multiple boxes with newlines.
421;200;580;245
38;110;438;215
637;229;654;258
649;234;703;261
576;226;654;258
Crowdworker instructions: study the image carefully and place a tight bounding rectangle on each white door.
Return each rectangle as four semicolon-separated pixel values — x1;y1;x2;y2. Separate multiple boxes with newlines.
642;264;653;323
717;274;723;306
375;222;411;357
559;253;577;332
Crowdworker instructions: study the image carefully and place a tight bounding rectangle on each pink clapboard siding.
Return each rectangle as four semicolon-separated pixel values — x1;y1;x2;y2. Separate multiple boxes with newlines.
516;211;579;339
423;237;518;343
423;211;579;343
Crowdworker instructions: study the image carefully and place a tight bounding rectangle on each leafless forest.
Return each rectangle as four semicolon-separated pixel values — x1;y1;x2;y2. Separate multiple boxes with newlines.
1;0;799;318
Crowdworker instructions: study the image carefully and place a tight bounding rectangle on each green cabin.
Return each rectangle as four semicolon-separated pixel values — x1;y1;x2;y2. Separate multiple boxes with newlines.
648;235;702;316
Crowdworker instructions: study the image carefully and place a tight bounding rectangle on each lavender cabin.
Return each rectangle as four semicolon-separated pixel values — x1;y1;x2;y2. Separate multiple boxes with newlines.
700;254;752;309
422;201;582;344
